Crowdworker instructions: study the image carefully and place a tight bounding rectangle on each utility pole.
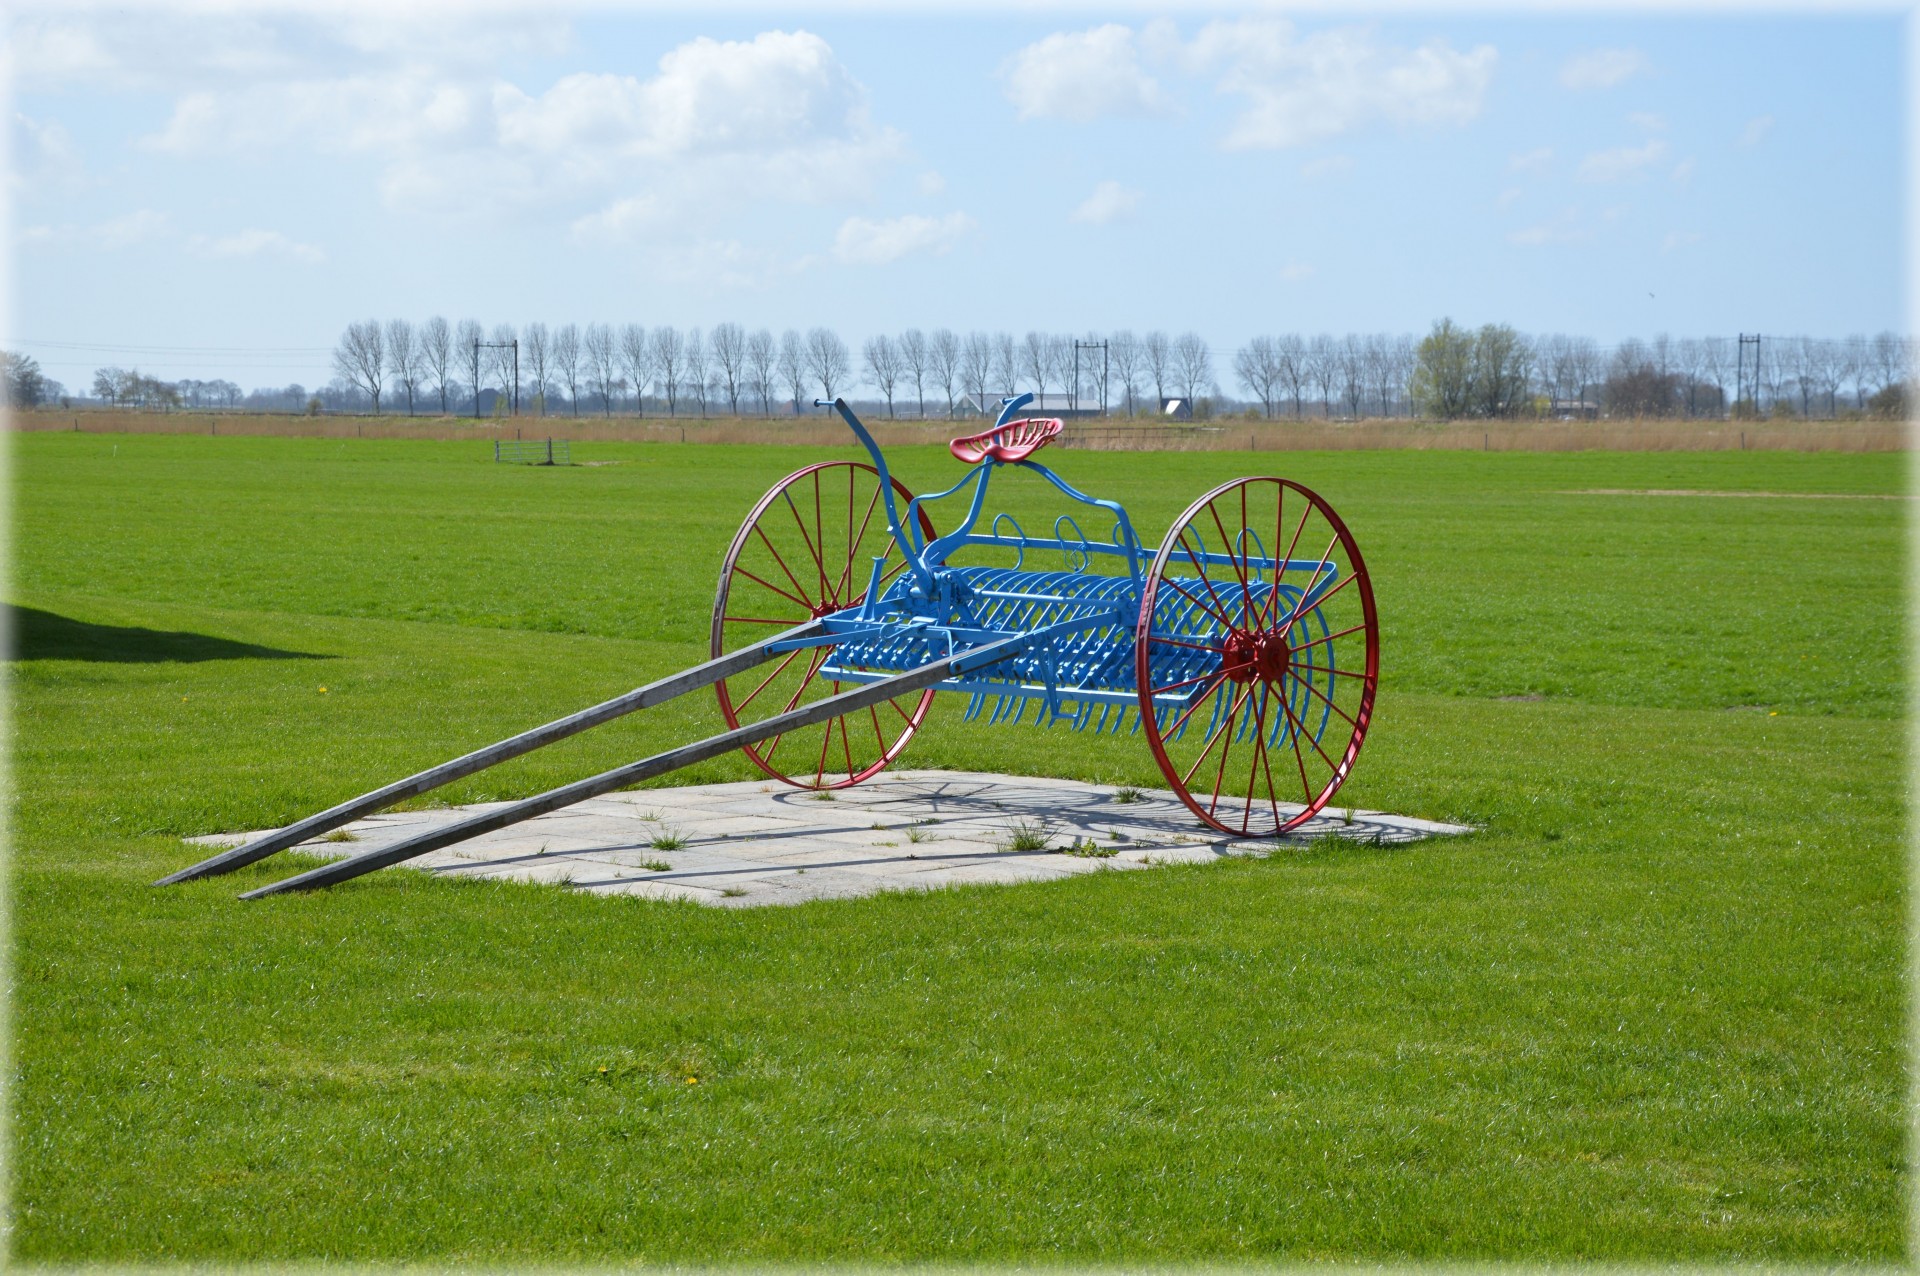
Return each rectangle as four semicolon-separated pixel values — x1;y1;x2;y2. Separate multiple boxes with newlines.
1072;339;1110;415
1737;333;1761;414
475;337;520;416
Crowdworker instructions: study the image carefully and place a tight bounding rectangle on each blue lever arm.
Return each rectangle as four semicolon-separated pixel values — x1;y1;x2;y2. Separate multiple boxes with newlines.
817;397;934;593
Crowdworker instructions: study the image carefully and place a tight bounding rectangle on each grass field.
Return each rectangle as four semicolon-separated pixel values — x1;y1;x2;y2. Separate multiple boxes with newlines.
11;432;1907;1262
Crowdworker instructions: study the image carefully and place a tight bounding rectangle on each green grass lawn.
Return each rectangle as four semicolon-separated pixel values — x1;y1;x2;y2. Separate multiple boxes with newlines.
11;433;1906;1262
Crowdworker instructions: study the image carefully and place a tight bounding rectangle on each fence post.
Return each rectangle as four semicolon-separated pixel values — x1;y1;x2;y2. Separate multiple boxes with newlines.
546;438;553;465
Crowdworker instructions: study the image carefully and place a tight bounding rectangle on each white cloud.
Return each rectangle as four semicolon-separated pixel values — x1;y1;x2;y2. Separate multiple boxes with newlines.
1559;48;1650;91
1300;154;1353;180
1001;24;1169;122
1069;180;1141;224
1671;157;1697;184
568;196;665;245
833;211;975;266
1508;146;1553;174
1739;114;1775;147
11;112;86;196
21;209;168;249
1628;111;1666;132
7;12;564;93
1496;186;1523;208
1508;208;1586;246
1662;230;1703;252
126;26;906;236
1186;19;1496;150
917;171;947;196
1577;138;1668;182
1279;261;1315;281
187;228;324;263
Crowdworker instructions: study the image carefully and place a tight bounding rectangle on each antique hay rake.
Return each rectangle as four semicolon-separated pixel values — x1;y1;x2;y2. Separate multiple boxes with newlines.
162;395;1377;897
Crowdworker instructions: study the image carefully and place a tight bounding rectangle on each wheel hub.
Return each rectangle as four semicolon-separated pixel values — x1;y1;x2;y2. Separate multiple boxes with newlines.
1222;629;1291;685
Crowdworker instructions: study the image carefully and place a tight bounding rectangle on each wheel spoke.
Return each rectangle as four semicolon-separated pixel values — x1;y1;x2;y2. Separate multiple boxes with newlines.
1249;683;1284;832
1161;574;1239;634
1181;679;1251;790
1279;570;1360;632
735;645;806;713
1277;684;1346;775
781;489;829;605
1178;529;1245;632
1205;681;1250;818
1289;666;1363;731
751;523;817;608
1207;501;1257;629
1159;670;1229;738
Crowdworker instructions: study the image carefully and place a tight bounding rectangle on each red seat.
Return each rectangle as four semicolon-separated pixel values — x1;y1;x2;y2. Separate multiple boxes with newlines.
949;417;1063;465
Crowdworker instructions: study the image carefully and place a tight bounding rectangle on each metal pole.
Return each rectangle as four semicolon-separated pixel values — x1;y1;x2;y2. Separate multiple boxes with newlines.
512;339;520;416
153;621;824;885
238;637;1023;898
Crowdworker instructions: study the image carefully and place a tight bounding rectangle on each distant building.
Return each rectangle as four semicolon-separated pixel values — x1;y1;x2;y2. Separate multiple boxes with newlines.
1551;397;1601;420
960;392;1104;418
1160;397;1193;419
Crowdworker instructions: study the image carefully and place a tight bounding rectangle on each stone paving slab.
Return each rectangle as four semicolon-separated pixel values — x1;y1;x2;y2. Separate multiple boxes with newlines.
188;770;1471;908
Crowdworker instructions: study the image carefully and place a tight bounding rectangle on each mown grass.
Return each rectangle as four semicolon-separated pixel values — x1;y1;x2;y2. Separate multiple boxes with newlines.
10;433;1906;1262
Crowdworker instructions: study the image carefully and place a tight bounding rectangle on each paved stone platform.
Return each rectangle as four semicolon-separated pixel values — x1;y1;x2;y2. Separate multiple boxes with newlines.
191;770;1470;908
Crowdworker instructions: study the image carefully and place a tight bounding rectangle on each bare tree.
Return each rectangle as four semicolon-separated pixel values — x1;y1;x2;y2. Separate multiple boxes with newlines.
806;327;850;400
1109;330;1142;416
1143;330;1171;408
1173;331;1212;409
523;322;550;416
991;332;1018;396
385;318;420;415
1871;331;1909;397
746;328;776;416
898;328;929;417
778;329;806;412
1804;336;1843;417
619;323;650;415
961;331;993;413
1472;324;1533;418
1365;334;1397;418
863;334;903;417
929;328;960;417
488;323;518;413
1272;334;1305;417
1235;336;1282;417
553;322;581;416
652;325;684;415
584;323;620;416
684;328;709;416
1021;331;1051;398
1305;334;1339;417
1698;336;1730;416
710;322;746;416
333;320;385;413
421;316;453;413
457;319;484;415
1336;334;1366;417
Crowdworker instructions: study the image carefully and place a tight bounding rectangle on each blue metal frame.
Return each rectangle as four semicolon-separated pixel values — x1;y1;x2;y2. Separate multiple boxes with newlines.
797;397;1344;744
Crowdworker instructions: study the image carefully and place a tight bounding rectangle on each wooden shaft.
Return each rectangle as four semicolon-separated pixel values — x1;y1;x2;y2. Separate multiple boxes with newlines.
155;622;822;886
237;637;1021;899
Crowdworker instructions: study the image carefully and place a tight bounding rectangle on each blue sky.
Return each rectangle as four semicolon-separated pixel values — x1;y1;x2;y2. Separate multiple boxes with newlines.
8;4;1907;392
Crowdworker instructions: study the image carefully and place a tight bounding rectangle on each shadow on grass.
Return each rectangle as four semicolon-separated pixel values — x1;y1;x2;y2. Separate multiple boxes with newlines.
9;606;330;663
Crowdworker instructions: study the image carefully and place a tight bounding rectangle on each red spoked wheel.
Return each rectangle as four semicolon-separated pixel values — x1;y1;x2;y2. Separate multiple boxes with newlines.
712;461;938;790
1135;477;1379;837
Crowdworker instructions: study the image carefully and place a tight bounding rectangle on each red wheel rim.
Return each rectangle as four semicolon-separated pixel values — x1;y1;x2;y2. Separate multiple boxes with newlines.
712;461;938;789
1135;477;1379;836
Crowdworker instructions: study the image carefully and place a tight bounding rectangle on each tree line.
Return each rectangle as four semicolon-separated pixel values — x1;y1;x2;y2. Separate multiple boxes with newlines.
10;322;1912;420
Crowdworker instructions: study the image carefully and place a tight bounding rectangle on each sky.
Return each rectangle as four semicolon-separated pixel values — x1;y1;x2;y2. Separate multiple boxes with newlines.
6;2;1909;394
